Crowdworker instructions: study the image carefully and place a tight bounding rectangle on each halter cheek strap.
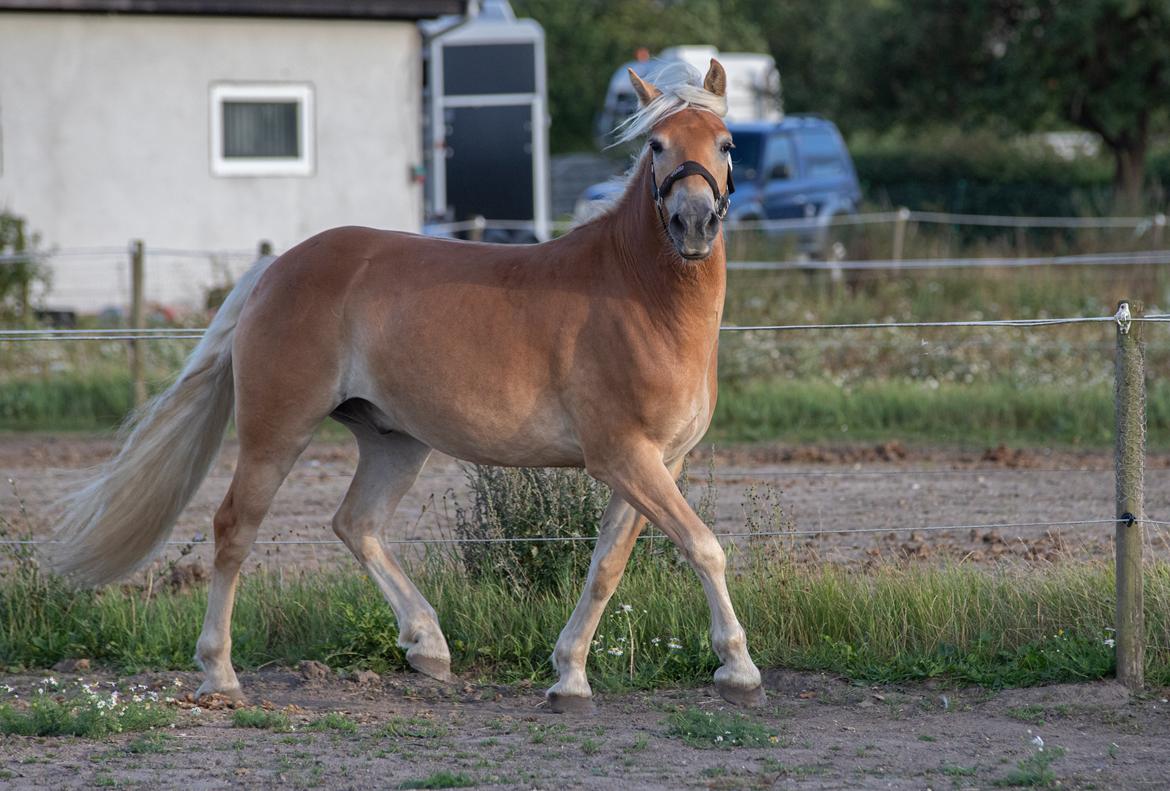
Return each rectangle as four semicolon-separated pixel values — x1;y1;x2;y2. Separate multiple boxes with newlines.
649;157;736;228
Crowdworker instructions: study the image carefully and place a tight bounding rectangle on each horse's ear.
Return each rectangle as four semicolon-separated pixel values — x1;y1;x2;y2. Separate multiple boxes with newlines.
703;58;727;97
627;68;662;106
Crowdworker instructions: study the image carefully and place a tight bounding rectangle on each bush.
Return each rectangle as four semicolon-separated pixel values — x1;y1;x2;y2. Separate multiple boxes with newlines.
0;211;48;321
848;128;1161;217
452;466;610;592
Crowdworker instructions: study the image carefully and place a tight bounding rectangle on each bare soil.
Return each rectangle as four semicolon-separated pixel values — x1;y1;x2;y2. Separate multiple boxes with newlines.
4;434;1170;572
2;667;1168;789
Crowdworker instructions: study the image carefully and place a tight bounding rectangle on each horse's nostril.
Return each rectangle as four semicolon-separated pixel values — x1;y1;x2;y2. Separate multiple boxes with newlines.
669;214;686;235
704;212;718;232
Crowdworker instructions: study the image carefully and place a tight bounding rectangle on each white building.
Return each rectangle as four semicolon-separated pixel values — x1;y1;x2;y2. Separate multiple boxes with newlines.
0;0;463;313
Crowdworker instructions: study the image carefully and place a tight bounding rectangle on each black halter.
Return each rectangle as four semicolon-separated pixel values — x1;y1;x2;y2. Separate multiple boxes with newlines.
649;157;735;228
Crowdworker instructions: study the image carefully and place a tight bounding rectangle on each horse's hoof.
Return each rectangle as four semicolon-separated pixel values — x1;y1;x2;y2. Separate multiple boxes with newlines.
196;684;247;705
715;681;767;708
408;654;456;684
547;692;596;714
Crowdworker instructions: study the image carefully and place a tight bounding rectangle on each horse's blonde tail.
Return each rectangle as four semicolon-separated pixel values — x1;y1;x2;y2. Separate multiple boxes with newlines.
48;254;278;587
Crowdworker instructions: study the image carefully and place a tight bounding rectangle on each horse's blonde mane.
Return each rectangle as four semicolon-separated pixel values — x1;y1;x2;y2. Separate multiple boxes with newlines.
611;61;728;147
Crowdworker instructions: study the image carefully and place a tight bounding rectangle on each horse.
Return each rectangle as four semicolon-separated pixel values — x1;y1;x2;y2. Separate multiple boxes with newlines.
49;59;765;713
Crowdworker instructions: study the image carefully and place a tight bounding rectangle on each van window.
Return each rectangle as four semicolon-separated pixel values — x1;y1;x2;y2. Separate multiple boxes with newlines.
794;127;846;177
730;132;764;181
762;134;794;180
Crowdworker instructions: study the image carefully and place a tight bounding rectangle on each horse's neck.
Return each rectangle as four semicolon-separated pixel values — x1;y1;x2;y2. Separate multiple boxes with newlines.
603;157;727;330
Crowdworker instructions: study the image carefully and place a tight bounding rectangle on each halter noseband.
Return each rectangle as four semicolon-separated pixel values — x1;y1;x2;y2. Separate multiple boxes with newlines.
649;157;735;228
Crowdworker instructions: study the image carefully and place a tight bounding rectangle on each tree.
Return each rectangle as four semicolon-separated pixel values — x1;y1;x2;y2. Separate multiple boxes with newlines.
999;0;1170;208
836;0;1170;209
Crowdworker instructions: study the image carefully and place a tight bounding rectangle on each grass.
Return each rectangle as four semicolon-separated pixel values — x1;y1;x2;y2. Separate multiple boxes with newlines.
397;771;476;789
231;708;291;732
3;554;1167;689
665;707;777;748
0;680;173;737
711;377;1170;447
995;747;1065;788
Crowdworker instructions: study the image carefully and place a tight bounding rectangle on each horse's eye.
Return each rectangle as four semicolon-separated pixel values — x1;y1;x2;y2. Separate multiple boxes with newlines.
720;142;735;154
648;140;663;154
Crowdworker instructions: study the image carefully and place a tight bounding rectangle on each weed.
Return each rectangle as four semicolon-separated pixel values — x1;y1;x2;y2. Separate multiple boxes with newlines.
397;771;476;789
379;716;448;740
995;747;1065;787
124;733;173;754
0;680;172;738
230;708;291;732
665;707;777;749
581;737;602;755
942;764;979;776
306;712;357;733
1007;705;1047;725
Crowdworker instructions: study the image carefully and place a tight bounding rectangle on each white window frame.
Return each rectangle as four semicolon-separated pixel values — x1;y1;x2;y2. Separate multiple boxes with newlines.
209;83;314;177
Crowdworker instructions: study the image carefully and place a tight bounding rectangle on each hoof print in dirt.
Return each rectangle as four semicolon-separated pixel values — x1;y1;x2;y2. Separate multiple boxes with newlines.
547;692;596;714
299;660;332;682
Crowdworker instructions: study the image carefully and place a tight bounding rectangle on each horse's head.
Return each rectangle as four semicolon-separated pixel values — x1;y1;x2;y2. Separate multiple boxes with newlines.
628;60;733;262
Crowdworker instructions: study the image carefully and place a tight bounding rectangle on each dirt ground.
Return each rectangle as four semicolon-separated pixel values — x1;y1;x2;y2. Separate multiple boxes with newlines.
4;434;1170;570
1;667;1168;789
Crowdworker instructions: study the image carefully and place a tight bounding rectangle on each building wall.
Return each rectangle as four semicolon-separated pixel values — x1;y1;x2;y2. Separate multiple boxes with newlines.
0;12;423;311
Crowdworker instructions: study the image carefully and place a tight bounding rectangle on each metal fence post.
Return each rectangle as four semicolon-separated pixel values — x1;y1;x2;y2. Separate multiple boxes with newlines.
129;240;146;409
1114;299;1145;690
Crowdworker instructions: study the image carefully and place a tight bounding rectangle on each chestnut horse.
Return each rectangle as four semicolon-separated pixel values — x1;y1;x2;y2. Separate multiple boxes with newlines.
50;60;764;712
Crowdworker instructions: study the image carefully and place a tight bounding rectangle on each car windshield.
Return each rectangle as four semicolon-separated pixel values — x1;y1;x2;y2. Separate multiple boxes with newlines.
729;131;764;181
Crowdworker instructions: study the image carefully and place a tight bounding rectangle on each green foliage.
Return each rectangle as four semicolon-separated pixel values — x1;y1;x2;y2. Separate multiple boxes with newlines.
379;716;449;739
850;129;1119;216
995;746;1065;788
231;708;291;731
5;555;1170;690
397;771;476;790
0;684;172;737
0;210;47;322
452;465;610;592
306;712;357;733
665;707;776;748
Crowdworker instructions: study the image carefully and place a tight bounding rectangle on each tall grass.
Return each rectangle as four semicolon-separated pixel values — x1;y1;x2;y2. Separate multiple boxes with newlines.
4;553;1169;688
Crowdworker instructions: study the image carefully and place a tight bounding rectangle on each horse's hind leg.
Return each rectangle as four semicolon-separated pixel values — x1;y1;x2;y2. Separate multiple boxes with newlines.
195;435;312;700
331;428;452;681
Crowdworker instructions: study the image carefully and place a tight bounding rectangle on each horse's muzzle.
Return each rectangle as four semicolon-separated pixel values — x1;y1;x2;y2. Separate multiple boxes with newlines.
667;200;720;260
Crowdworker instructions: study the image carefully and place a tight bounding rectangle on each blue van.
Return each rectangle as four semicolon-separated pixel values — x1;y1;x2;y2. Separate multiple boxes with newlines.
576;115;861;253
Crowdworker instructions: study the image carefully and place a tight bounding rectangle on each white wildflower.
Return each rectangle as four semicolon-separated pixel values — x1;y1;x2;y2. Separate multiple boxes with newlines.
1104;638;1116;648
607;647;624;657
667;640;683;651
651;638;661;646
1032;735;1044;751
619;604;633;614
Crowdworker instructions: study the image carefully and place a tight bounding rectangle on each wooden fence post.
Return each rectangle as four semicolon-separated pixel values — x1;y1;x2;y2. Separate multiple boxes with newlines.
1114;299;1145;690
129;240;146;409
892;207;911;263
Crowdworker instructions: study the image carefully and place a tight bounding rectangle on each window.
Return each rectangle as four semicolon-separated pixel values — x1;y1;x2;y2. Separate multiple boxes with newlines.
210;84;313;176
763;134;794;180
794;127;846;178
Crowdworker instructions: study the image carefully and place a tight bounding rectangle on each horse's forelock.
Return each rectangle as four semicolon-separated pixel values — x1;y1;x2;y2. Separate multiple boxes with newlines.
610;62;728;148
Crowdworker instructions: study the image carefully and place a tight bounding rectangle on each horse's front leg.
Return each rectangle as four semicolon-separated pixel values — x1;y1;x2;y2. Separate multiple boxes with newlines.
591;443;765;707
546;474;670;712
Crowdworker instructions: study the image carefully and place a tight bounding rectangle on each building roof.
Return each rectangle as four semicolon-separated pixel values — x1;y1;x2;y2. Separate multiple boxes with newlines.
0;0;465;20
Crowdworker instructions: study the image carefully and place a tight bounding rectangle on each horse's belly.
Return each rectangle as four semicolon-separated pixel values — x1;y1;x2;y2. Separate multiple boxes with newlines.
363;385;585;468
